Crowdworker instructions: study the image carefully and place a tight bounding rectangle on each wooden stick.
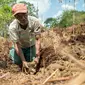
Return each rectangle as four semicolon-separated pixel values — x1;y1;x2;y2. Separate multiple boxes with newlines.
47;76;72;83
0;72;10;79
42;69;58;85
21;76;71;85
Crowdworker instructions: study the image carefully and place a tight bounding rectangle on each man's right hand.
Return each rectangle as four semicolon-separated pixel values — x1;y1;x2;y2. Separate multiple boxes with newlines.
22;61;29;73
22;61;36;74
34;56;40;64
22;61;29;68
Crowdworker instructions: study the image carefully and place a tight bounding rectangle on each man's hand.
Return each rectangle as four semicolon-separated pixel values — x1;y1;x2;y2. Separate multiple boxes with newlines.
34;56;40;64
22;61;29;68
22;61;29;73
22;61;36;74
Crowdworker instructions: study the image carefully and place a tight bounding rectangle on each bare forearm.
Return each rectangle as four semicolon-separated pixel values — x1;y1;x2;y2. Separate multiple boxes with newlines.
35;38;41;57
14;42;26;62
36;40;40;50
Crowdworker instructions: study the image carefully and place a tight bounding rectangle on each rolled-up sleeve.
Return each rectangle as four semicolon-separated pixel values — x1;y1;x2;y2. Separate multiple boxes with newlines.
8;26;19;43
33;18;44;35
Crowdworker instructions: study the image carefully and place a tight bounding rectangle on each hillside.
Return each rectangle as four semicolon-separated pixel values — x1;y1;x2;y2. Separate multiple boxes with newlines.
44;10;85;28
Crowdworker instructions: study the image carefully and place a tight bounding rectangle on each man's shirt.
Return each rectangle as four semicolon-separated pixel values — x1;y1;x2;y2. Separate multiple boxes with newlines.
8;16;43;48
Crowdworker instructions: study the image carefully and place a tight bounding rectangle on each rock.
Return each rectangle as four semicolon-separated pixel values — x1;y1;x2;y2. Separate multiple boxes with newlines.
0;60;7;68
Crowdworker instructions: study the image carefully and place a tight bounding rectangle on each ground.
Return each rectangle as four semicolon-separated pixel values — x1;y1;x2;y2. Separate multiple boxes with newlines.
0;23;85;85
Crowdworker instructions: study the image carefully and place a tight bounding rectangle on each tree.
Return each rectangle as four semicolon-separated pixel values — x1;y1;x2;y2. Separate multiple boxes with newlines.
44;10;85;28
0;0;16;37
0;0;37;37
19;1;38;18
59;10;85;28
44;18;58;28
59;10;73;28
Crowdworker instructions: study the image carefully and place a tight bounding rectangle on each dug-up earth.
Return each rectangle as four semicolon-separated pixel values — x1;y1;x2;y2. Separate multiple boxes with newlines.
1;23;85;85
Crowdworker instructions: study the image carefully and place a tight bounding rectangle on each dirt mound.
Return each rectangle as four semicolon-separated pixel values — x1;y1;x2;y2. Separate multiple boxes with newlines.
39;23;85;84
1;23;85;85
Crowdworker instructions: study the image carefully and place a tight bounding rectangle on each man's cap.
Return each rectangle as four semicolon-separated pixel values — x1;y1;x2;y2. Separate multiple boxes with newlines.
12;3;28;15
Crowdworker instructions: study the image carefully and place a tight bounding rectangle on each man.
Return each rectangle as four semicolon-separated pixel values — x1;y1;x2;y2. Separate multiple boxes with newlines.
8;3;43;70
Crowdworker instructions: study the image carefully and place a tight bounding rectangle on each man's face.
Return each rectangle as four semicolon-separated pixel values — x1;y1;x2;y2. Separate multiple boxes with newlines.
15;13;28;25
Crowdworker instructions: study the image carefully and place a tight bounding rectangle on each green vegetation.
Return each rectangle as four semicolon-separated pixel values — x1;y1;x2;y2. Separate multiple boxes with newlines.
19;1;38;18
44;18;58;28
0;0;15;37
0;0;37;37
44;10;85;28
0;0;85;37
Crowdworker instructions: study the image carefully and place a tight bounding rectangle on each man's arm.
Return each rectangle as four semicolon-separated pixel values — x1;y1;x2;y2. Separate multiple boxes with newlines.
35;34;41;57
8;24;29;69
32;16;44;63
14;42;29;68
34;34;41;63
14;42;26;62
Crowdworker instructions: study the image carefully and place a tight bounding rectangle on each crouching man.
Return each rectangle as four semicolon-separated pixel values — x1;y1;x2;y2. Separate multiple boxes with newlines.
8;3;43;72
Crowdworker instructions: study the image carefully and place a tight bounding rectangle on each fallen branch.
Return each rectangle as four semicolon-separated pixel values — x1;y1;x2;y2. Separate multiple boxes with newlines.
42;69;58;85
47;76;72;83
21;74;71;85
0;72;10;79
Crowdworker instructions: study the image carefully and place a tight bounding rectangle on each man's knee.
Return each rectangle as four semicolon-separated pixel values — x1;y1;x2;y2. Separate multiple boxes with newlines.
9;47;22;65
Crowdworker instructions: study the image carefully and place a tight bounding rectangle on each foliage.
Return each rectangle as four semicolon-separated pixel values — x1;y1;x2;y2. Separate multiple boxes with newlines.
44;10;85;28
59;10;85;28
0;0;16;37
59;10;73;27
0;0;38;37
19;1;38;18
44;18;58;28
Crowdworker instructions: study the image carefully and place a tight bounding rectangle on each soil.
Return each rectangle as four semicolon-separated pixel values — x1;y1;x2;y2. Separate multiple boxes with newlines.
1;23;85;85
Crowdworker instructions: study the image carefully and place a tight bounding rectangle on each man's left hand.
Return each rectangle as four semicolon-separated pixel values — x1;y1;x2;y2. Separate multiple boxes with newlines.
34;56;40;64
36;49;40;57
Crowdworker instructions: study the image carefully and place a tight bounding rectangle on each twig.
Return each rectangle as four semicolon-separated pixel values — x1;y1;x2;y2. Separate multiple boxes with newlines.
0;72;10;79
47;76;72;83
42;69;58;85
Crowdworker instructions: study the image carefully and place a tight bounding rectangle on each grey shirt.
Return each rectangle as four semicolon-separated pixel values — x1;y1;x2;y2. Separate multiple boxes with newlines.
8;16;43;48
